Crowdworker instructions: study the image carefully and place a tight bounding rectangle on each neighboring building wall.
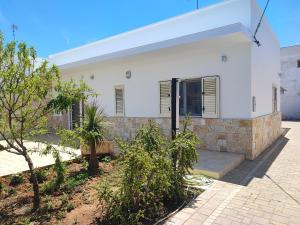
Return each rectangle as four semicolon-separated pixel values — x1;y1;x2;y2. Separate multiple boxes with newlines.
280;45;300;120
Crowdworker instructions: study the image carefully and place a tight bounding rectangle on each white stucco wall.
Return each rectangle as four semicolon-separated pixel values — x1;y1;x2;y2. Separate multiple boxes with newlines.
50;0;280;121
61;35;252;119
280;46;300;120
250;0;281;118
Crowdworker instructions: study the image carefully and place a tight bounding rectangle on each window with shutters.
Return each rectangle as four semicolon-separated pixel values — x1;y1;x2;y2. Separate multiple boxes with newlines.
179;76;219;118
202;76;219;118
179;79;202;116
160;76;219;118
159;81;171;116
115;86;124;116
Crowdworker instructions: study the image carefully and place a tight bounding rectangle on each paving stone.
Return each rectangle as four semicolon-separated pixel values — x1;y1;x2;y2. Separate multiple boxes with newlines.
164;122;300;225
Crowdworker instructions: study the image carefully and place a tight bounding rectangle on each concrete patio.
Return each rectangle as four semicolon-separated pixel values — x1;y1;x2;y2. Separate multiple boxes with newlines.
193;150;245;179
0;141;80;177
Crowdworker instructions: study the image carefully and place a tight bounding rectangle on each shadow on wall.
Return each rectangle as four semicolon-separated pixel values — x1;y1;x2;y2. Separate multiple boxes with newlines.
221;128;290;186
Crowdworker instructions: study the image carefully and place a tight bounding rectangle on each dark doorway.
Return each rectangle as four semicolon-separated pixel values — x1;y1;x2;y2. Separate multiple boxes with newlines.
70;101;84;129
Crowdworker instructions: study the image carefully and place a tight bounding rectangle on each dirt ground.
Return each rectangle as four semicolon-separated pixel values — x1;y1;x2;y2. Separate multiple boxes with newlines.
0;158;119;225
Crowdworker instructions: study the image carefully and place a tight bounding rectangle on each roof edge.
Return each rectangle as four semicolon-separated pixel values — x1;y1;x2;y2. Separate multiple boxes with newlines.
49;0;241;59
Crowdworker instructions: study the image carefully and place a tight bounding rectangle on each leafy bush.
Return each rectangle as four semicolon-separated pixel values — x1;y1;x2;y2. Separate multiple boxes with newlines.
60;192;70;207
169;117;199;201
101;156;112;163
97;117;200;224
98;121;172;224
63;172;88;193
41;151;65;194
10;174;24;186
66;202;75;212
53;150;65;187
0;181;3;192
30;169;47;184
43;196;53;212
19;217;34;225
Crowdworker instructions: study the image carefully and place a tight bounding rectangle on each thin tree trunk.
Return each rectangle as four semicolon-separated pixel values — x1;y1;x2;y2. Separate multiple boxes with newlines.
88;140;99;175
24;152;40;210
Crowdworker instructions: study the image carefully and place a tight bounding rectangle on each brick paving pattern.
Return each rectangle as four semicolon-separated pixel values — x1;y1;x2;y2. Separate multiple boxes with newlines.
165;121;300;225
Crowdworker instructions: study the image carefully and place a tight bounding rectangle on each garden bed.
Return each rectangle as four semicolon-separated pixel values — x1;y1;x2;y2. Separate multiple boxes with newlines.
0;157;120;225
0;158;211;225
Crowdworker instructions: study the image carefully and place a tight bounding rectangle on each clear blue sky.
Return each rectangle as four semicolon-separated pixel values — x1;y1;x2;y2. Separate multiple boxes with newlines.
0;0;299;57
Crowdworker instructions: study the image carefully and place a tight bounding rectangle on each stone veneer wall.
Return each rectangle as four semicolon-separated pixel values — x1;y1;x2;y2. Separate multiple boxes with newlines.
105;113;282;160
251;112;282;159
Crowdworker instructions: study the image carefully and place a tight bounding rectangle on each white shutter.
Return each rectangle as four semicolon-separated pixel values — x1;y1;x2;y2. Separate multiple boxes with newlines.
115;87;124;115
202;76;219;118
160;81;171;117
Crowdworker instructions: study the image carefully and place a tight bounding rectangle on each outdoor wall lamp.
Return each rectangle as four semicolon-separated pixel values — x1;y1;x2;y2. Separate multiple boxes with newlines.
126;70;132;79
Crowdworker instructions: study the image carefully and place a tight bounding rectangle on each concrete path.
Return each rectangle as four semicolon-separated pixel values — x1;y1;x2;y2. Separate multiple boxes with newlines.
0;141;80;177
165;121;300;225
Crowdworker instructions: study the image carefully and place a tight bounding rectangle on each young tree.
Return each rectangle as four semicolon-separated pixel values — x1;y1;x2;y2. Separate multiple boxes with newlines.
80;102;106;175
0;32;91;210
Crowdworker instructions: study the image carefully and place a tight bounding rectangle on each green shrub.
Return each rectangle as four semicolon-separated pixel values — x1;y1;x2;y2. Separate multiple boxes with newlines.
98;120;172;224
42;151;66;194
19;217;34;225
41;181;56;195
97;118;200;224
101;156;111;163
60;192;70;207
169;116;199;201
0;181;3;192
63;172;88;193
53;150;65;187
43;196;54;212
60;192;75;212
66;202;75;212
30;169;47;183
10;174;24;186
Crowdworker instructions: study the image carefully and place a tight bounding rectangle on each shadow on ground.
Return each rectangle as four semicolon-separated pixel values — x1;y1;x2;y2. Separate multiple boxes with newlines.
221;128;290;186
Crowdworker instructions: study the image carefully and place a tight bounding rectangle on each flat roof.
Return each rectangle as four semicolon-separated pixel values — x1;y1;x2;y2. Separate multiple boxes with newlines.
49;0;253;68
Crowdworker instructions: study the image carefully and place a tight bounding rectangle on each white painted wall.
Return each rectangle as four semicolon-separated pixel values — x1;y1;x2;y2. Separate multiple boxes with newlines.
61;35;252;119
280;46;300;120
51;0;280;120
250;0;281;118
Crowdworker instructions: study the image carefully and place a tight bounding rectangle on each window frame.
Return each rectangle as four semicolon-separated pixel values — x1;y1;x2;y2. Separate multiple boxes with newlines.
114;85;125;116
179;78;203;117
159;75;220;119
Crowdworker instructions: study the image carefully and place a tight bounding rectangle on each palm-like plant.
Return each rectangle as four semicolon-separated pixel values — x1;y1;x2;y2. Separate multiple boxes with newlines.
81;102;106;175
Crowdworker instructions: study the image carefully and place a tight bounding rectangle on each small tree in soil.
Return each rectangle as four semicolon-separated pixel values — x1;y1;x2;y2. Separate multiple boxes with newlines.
0;32;90;210
80;102;106;176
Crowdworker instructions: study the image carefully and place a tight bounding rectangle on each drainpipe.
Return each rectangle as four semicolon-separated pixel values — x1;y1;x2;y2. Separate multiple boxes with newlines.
171;78;180;139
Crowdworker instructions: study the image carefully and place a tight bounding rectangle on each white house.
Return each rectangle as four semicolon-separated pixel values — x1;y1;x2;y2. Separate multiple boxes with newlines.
280;45;300;120
49;0;282;160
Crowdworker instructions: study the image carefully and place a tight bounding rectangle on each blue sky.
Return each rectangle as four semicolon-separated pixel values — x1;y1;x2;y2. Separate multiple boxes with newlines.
0;0;299;57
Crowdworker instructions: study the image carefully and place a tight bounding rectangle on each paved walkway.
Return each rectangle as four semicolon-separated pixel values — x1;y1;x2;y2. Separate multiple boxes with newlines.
0;141;80;177
165;121;300;225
